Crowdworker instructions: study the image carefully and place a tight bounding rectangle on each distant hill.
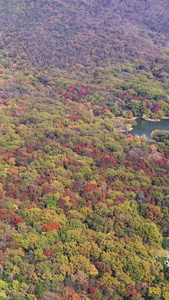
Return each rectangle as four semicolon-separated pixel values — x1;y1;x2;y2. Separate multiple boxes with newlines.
0;0;169;69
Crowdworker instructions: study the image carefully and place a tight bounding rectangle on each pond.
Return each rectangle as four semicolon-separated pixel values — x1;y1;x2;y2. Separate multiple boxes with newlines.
130;118;169;138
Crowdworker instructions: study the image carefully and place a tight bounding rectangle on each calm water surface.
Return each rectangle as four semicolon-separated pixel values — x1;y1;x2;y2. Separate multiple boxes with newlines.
131;118;169;138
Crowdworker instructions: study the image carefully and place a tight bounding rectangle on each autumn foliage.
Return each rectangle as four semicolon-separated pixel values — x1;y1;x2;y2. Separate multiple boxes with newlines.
0;0;169;299
42;222;61;232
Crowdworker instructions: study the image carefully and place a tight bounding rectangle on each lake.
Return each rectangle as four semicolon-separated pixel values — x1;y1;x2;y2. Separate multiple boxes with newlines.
130;118;169;138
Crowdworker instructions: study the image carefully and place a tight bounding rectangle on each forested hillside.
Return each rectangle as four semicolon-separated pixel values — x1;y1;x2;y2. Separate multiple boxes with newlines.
0;0;169;68
1;1;169;300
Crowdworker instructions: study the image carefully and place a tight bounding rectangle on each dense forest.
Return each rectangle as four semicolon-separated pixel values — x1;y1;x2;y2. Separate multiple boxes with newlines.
1;1;169;299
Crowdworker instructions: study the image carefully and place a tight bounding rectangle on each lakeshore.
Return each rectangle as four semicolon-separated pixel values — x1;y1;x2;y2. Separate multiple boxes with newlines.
126;117;169;138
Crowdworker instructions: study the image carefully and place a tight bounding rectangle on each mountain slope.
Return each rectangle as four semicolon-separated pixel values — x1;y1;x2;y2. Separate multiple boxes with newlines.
0;0;169;69
1;1;169;300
